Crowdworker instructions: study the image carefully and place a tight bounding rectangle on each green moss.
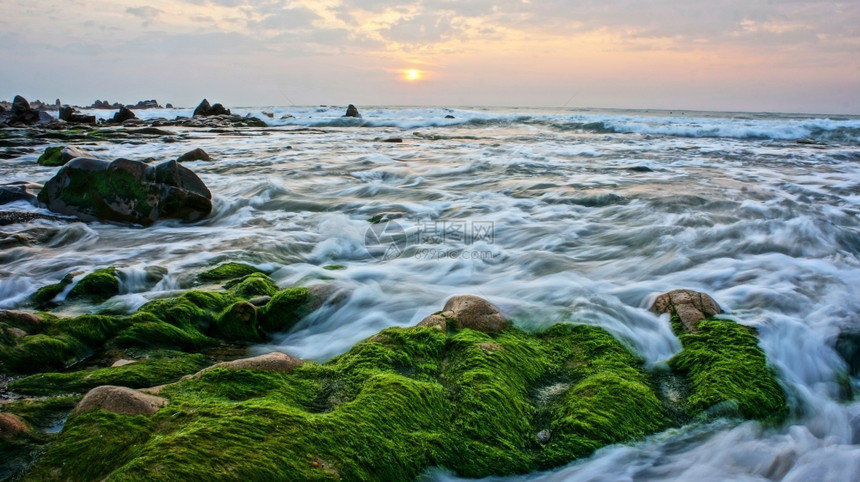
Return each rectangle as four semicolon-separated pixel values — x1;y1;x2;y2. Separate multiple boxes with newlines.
0;334;89;374
198;263;263;282
9;351;211;396
259;287;311;333
322;265;346;271
36;146;64;166
138;290;234;333
213;302;262;342
2;396;79;431
26;324;675;480
668;317;787;422
30;273;75;308
225;273;278;299
115;312;216;351
67;267;119;302
24;411;155;482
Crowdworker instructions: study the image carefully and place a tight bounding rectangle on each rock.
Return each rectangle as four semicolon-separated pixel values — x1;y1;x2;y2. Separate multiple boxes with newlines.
215;301;261;341
536;429;551;445
248;296;271;307
0;310;44;331
37;145;92;167
0;211;75;226
445;115;455;119
75;385;168;416
382;137;403;143
192;352;303;378
262;111;274;118
344;104;361;118
835;331;860;376
128;99;160;109
111;106;137;123
0;95;44;125
418;295;509;333
111;359;137;367
650;289;722;333
38;157;213;225
165;103;174;109
57;105;96;124
0;413;29;438
176;148;211;163
193;98;231;117
0;182;39;205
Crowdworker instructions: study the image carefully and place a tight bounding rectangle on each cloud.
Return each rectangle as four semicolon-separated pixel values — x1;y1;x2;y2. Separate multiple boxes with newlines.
126;6;163;20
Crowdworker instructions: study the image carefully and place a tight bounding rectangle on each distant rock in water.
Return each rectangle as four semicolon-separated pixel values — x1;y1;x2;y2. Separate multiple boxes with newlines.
0;95;51;126
193;98;231;117
445;114;455;119
0;182;41;206
128;99;160;109
58;105;96;125
165;103;174;109
176;147;211;163
89;99;124;110
38;157;212;225
111;106;136;124
344;104;361;118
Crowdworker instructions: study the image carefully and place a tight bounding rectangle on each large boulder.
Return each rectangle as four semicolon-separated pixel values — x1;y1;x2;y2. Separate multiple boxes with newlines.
650;289;722;333
193;98;231;117
58;105;96;124
0;95;52;126
37;157;212;225
419;295;509;333
344;104;361;118
75;385;168;416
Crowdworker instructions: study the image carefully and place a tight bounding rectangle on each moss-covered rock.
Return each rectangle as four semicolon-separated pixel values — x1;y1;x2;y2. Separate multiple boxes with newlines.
30;273;76;308
198;262;264;282
67;267;120;302
668;317;787;422
36;145;92;167
225;273;279;299
9;351;211;396
214;302;261;342
259;287;311;333
24;323;671;480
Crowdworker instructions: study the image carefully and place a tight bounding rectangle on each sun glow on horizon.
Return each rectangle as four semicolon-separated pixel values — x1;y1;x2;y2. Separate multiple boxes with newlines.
402;69;423;82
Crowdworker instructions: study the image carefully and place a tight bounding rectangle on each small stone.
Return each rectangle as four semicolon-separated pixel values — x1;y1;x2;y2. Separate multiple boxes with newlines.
443;295;509;333
111;359;136;367
344;104;361;118
0;413;29;438
176;148;212;163
247;295;272;307
537;429;551;445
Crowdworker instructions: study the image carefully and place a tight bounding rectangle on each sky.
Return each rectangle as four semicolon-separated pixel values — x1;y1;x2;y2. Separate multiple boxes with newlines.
1;0;858;114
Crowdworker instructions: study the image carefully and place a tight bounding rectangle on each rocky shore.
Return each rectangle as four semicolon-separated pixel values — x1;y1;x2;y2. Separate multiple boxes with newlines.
1;256;789;480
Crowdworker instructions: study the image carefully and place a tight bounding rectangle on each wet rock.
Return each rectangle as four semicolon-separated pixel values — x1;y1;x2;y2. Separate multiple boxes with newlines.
344;104;361;118
0;310;45;332
0;182;40;205
836;331;860;376
38;157;212;225
247;296;271;307
445;115;455;119
37;145;93;167
75;385;168;416
193;98;231;117
650;289;722;333
418;295;509;333
176;148;211;163
0;413;29;438
111;359;137;368
0;211;75;226
128;99;160;109
215;301;261;342
111;106;137;124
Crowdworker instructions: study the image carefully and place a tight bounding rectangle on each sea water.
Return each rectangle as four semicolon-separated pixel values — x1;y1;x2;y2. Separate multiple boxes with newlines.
1;106;859;480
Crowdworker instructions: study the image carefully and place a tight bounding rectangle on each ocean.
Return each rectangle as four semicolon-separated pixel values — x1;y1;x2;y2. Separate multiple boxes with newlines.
2;106;859;480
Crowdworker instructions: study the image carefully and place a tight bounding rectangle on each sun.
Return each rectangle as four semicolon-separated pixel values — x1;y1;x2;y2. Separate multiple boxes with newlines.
403;69;423;82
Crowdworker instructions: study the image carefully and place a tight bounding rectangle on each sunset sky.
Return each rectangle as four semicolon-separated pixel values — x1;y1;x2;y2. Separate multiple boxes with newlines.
2;0;858;113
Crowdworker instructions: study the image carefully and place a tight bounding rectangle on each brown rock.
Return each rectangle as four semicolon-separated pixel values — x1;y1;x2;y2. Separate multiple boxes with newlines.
176;148;212;163
443;295;509;333
191;352;303;379
418;295;509;333
650;289;722;333
0;310;43;331
0;413;29;438
75;385;168;416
